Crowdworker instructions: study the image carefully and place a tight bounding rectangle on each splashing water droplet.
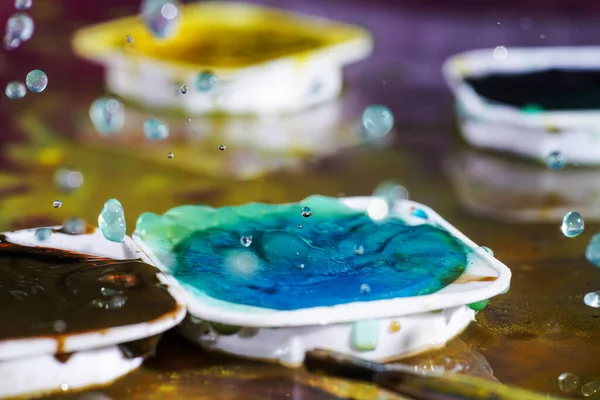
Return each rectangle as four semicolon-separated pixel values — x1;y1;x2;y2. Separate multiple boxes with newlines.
368;180;408;221
89;97;125;136
143;118;169;140
167;152;174;159
60;383;69;391
362;105;394;138
34;227;51;241
354;245;364;255
360;283;371;294
5;81;26;99
53;200;62;209
195;71;219;92
492;46;508;61
52;320;67;332
54;167;83;193
186;118;191;123
25;69;48;93
180;85;188;94
561;211;584;237
91;295;128;310
15;0;32;10
546;151;566;170
4;13;34;49
240;235;253;247
98;198;126;243
558;372;580;393
126;34;133;44
218;144;226;151
586;233;600;267
584;291;600;308
140;0;181;38
301;206;312;218
480;246;494;256
297;225;302;229
62;218;87;235
298;263;305;270
581;380;600;397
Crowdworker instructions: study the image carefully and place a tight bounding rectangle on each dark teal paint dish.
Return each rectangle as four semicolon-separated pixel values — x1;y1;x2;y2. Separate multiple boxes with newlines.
162;200;468;311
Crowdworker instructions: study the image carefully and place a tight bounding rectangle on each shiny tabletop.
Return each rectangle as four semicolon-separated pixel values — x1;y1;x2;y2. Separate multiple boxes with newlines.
1;0;599;399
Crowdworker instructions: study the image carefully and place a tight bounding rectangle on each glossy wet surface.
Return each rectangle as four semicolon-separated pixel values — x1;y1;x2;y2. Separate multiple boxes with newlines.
1;0;600;398
137;196;467;310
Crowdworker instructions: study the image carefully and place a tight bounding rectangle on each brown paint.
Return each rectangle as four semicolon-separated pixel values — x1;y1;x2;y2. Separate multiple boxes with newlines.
0;235;178;351
54;352;74;363
453;274;498;284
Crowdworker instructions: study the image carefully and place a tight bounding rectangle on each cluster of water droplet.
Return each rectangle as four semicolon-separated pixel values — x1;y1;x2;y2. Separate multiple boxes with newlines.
5;69;47;99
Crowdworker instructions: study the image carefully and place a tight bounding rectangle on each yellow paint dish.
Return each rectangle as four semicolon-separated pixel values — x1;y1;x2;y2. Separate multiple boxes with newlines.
72;1;373;115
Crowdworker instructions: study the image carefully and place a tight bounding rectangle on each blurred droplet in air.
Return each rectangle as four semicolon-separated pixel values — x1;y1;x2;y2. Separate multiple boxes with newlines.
586;233;600;267
368;180;409;221
558;373;580;393
53;200;63;209
240;235;253;247
195;71;219;92
360;283;371;294
492;46;508;61
362;105;394;139
561;211;584;238
62;218;87;235
25;69;48;93
546;151;566;170
5;81;26;99
140;0;181;39
143;118;169;140
167;152;174;159
4;13;34;50
98;199;126;243
89;97;125;136
15;0;32;10
34;227;51;241
584;291;600;308
54;167;84;193
218;144;226;151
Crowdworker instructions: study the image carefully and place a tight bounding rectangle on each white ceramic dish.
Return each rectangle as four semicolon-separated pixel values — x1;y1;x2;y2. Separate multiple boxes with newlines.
0;227;186;398
447;148;600;223
0;227;186;362
0;344;142;399
134;196;511;365
443;46;600;165
72;1;373;115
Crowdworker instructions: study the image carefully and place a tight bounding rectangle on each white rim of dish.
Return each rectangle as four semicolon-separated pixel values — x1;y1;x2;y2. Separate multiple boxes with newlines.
134;196;511;328
0;227;187;362
442;46;600;130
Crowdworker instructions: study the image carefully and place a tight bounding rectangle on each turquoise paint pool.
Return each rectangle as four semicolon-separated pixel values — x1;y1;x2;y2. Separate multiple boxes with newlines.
136;196;468;311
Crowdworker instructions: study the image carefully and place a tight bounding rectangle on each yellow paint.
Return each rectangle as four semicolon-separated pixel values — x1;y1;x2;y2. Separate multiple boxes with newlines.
389;320;401;333
72;2;372;73
37;147;63;166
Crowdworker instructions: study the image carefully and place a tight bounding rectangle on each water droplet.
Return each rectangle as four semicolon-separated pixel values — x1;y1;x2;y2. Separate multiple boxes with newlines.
493;46;508;61
34;227;51;241
546;151;566;170
240;235;252;247
195;71;218;92
180;84;188;94
297;225;302;229
584;291;600;308
101;287;124;297
5;81;26;99
25;69;48;93
60;383;69;391
91;295;128;310
167;152;174;159
5;13;34;49
362;105;394;138
301;206;312;218
53;200;62;209
186;118;191;123
369;180;408;221
98;198;126;243
15;0;32;10
586;233;600;267
298;263;305;269
218;144;226;151
558;372;580;393
582;380;600;397
52;320;67;332
140;0;181;38
54;167;83;193
126;34;133;44
143;118;169;140
360;283;371;294
354;245;364;255
540;34;546;40
480;246;494;256
561;211;584;237
62;218;87;235
89;97;125;136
